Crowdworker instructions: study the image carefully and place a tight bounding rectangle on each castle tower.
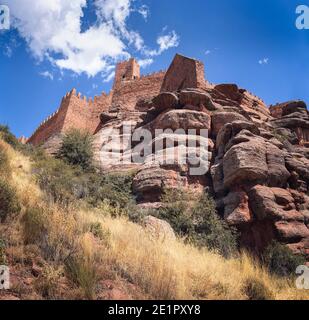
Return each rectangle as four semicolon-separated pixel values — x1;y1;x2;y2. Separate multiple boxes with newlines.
113;58;140;89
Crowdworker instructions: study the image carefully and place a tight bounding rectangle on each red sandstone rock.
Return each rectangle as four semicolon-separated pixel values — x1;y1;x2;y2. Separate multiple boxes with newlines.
179;89;216;111
153;92;179;111
212;112;248;136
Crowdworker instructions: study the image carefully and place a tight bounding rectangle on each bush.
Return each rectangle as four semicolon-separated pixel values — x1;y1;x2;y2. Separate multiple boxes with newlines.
263;241;306;277
86;172;137;214
89;222;111;244
57;129;94;170
158;189;238;258
34;156;84;206
0;179;20;222
243;277;274;300
34;154;137;212
0;125;19;148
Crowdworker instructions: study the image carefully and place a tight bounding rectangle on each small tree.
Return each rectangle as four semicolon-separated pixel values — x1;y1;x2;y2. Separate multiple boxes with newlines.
263;241;306;277
158;189;238;258
57;129;94;170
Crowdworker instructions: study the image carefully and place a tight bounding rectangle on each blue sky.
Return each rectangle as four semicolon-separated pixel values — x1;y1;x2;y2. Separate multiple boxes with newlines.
0;0;308;138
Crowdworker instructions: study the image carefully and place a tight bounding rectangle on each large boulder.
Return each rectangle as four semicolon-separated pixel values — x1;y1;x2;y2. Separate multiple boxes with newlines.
224;189;252;226
214;84;242;102
281;101;308;117
153;92;179;112
223;138;268;188
143;216;176;240
212;112;248;136
223;137;290;188
133;164;187;202
248;185;304;221
153;109;211;132
179;89;217;111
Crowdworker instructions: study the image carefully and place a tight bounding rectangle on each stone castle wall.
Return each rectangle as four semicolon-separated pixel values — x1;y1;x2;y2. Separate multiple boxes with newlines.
27;89;111;146
27;54;269;146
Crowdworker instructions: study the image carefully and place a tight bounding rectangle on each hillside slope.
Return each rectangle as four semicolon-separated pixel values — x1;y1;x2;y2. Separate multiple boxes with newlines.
0;139;308;300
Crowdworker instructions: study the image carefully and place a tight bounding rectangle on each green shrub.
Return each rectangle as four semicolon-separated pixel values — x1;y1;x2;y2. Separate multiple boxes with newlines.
57;129;94;170
158;189;238;258
89;222;111;244
86;172;136;213
0;125;19;148
0;179;20;222
34;150;138;214
243;277;274;300
263;241;306;277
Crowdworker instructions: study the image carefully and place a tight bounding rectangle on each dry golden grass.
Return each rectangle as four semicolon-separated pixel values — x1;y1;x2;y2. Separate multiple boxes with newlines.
1;140;309;300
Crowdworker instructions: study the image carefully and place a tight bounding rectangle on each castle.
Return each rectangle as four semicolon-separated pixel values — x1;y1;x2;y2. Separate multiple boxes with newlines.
27;54;206;146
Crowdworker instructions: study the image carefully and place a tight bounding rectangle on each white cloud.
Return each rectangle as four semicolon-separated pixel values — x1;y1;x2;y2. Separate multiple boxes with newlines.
137;5;150;21
40;71;54;80
138;58;154;68
144;30;180;57
3;0;180;78
157;30;179;53
259;58;269;65
103;71;115;83
205;50;211;55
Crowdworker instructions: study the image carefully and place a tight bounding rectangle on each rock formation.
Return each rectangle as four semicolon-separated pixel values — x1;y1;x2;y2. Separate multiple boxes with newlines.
27;54;309;261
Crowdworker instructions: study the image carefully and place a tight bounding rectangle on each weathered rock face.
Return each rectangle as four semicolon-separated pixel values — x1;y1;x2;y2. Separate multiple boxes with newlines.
94;74;308;260
270;101;309;146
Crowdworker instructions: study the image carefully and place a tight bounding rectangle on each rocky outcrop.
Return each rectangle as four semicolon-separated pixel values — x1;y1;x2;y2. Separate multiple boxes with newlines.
34;54;308;261
94;79;309;260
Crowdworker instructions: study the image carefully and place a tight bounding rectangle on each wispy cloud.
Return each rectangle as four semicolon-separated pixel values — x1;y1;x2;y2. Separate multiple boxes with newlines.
258;58;269;65
39;71;54;80
205;50;211;56
137;5;150;21
144;30;180;57
138;58;154;68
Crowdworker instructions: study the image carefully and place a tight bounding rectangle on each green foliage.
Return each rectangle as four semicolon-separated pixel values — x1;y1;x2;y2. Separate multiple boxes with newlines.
34;153;138;215
89;222;111;244
0;125;19;148
34;156;85;206
0;178;21;222
243;277;274;300
57;129;94;170
158;189;238;258
86;172;137;214
263;241;306;277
